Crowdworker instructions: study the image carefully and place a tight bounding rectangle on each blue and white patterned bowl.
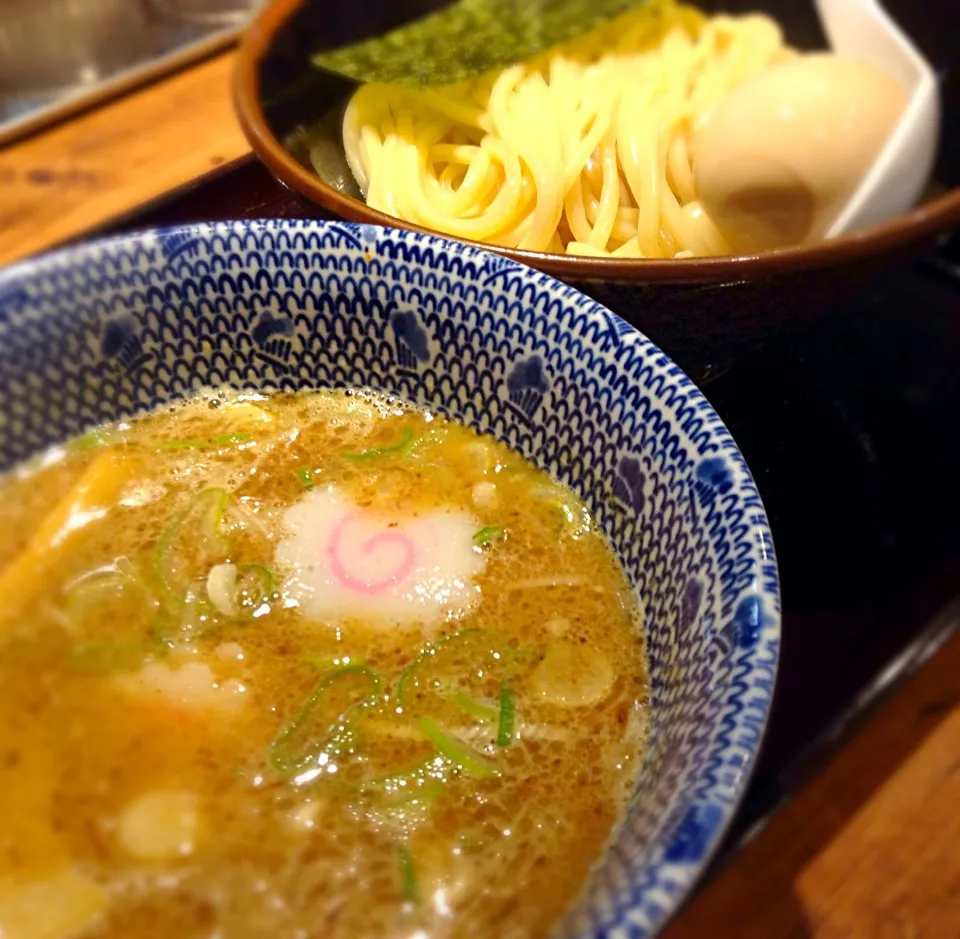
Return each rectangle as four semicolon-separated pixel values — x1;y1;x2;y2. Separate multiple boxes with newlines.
0;220;780;938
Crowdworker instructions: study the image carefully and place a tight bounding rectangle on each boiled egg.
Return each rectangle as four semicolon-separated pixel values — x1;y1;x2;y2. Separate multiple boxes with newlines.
692;53;908;252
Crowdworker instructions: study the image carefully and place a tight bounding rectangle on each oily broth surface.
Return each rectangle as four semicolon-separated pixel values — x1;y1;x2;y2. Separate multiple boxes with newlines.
0;389;649;939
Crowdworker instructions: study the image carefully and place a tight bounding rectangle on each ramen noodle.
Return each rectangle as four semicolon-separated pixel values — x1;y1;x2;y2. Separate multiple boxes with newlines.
340;0;794;257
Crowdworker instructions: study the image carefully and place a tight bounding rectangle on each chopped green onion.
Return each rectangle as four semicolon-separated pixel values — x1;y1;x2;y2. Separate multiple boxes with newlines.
295;466;315;489
73;640;144;672
236;564;274;614
535;482;592;538
450;690;498;723
395;628;485;707
342;426;415;461
64;568;157;640
148;597;223;645
146;618;177;653
271;665;382;774
418;717;498;778
497;684;516;747
473;525;505;547
358;759;444;797
160;433;253;450
370;784;445;821
207;562;275;618
303;652;366;670
70;428;118;452
397;846;418;903
65;569;139;617
155;488;230;604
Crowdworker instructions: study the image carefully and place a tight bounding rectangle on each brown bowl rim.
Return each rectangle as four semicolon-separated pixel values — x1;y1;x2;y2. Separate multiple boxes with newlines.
234;0;960;285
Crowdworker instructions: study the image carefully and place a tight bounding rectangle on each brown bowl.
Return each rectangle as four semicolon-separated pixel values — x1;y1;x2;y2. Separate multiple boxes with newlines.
234;0;960;383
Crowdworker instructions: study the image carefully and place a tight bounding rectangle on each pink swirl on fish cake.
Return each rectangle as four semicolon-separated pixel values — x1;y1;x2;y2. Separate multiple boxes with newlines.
325;512;417;595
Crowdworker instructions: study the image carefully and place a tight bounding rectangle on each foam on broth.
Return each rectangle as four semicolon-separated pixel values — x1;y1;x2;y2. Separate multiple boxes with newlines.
0;389;649;939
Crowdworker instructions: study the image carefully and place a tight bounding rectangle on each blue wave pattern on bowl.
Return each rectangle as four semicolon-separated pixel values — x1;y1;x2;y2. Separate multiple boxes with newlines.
0;221;780;938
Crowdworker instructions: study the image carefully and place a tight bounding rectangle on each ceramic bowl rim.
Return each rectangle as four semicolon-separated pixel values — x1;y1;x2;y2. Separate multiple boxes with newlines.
232;0;960;286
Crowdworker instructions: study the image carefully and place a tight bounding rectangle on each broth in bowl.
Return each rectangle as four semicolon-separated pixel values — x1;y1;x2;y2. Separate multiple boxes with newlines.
0;387;649;939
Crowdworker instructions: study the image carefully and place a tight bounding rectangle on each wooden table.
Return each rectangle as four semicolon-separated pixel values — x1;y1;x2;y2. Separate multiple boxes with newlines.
2;48;960;938
665;616;960;939
0;52;248;266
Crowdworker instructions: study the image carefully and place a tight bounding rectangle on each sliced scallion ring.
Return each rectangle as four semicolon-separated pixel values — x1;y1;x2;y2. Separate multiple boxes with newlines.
295;466;315;489
397;846;418;903
417;717;498;778
472;525;505;547
497;684;516;746
342;426;416;461
154;488;230;605
271;665;382;774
